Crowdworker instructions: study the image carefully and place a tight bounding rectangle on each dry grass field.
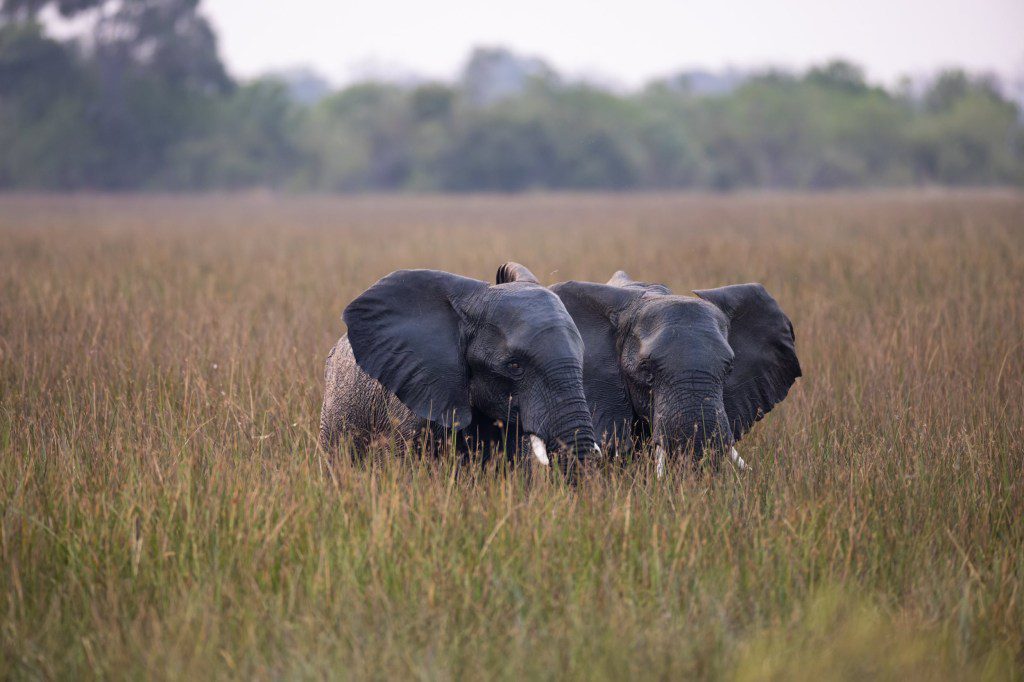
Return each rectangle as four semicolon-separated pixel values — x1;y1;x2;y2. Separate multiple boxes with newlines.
1;191;1022;679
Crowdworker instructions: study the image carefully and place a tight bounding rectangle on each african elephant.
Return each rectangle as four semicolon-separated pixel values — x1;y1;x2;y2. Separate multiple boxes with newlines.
497;263;800;473
319;266;598;471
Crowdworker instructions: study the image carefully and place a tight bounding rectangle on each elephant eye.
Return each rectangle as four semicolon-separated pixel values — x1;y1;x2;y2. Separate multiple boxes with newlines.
724;359;735;375
506;359;524;377
638;360;654;383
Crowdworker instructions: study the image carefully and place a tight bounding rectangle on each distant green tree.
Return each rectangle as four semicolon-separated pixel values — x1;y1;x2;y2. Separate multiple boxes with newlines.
1;0;231;188
441;112;555;191
410;83;454;123
900;69;1022;184
0;16;1022;192
635;86;706;187
807;60;869;94
460;47;558;106
162;78;304;189
922;69;1004;113
0;21;100;187
298;83;414;191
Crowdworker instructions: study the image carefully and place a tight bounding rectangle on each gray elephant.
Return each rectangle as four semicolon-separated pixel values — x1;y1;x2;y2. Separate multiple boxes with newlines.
319;266;598;471
497;263;800;473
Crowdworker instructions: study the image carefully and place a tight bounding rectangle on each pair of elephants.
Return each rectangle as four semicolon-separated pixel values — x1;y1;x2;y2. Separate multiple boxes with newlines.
319;262;801;476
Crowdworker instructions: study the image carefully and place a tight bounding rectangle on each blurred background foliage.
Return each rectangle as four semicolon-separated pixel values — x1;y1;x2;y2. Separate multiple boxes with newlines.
2;0;1022;191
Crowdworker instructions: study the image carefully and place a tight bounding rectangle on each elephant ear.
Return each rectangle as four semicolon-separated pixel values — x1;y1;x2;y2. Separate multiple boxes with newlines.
694;283;802;441
607;269;672;295
343;270;488;428
495;262;540;284
550;281;642;449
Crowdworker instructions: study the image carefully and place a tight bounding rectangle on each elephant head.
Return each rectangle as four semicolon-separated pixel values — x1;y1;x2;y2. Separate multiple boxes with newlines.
344;267;597;468
535;269;800;472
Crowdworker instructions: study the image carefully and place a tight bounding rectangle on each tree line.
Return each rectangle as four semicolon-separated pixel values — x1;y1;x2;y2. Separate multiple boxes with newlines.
2;0;1022;191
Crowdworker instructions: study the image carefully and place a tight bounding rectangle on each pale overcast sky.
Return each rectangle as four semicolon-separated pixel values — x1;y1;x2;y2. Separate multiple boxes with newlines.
204;0;1024;88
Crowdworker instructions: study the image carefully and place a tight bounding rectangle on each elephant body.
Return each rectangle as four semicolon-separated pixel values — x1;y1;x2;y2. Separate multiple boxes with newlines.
319;335;427;452
497;263;802;471
319;267;597;470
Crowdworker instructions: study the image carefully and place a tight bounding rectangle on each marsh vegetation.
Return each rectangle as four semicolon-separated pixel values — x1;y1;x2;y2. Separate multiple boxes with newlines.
1;192;1021;678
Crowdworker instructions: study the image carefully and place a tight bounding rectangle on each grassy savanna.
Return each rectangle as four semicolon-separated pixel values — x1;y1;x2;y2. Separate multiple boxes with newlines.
1;192;1022;679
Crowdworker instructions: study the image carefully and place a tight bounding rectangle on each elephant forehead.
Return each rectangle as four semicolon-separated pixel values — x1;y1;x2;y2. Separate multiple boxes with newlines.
483;287;574;327
634;298;732;363
637;296;727;333
642;324;731;360
478;290;583;358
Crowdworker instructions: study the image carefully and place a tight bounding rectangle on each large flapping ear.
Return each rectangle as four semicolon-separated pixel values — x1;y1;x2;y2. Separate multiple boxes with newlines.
343;269;488;428
694;283;802;442
607;269;672;295
495;262;540;285
550;281;642;449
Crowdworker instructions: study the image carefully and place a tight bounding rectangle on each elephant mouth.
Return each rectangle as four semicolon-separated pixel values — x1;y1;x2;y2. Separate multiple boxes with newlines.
527;433;601;467
654;444;747;478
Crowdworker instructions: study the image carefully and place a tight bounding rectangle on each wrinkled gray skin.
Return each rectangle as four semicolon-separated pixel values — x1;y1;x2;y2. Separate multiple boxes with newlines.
319;267;596;471
319;343;426;450
498;265;801;469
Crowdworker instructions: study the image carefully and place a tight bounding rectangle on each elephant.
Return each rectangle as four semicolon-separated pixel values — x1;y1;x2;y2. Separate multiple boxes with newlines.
497;263;801;474
319;266;598;472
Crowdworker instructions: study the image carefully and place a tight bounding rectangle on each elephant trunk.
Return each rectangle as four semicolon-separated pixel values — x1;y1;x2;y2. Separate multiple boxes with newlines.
539;409;597;479
522;361;598;475
655;384;732;468
549;411;597;458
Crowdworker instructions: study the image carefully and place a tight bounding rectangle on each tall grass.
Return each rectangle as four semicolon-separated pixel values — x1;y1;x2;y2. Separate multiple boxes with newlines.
1;192;1022;679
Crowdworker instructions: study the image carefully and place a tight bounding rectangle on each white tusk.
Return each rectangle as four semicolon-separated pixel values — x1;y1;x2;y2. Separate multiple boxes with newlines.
729;447;747;471
655;445;666;479
594;444;602;456
530;435;550;466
